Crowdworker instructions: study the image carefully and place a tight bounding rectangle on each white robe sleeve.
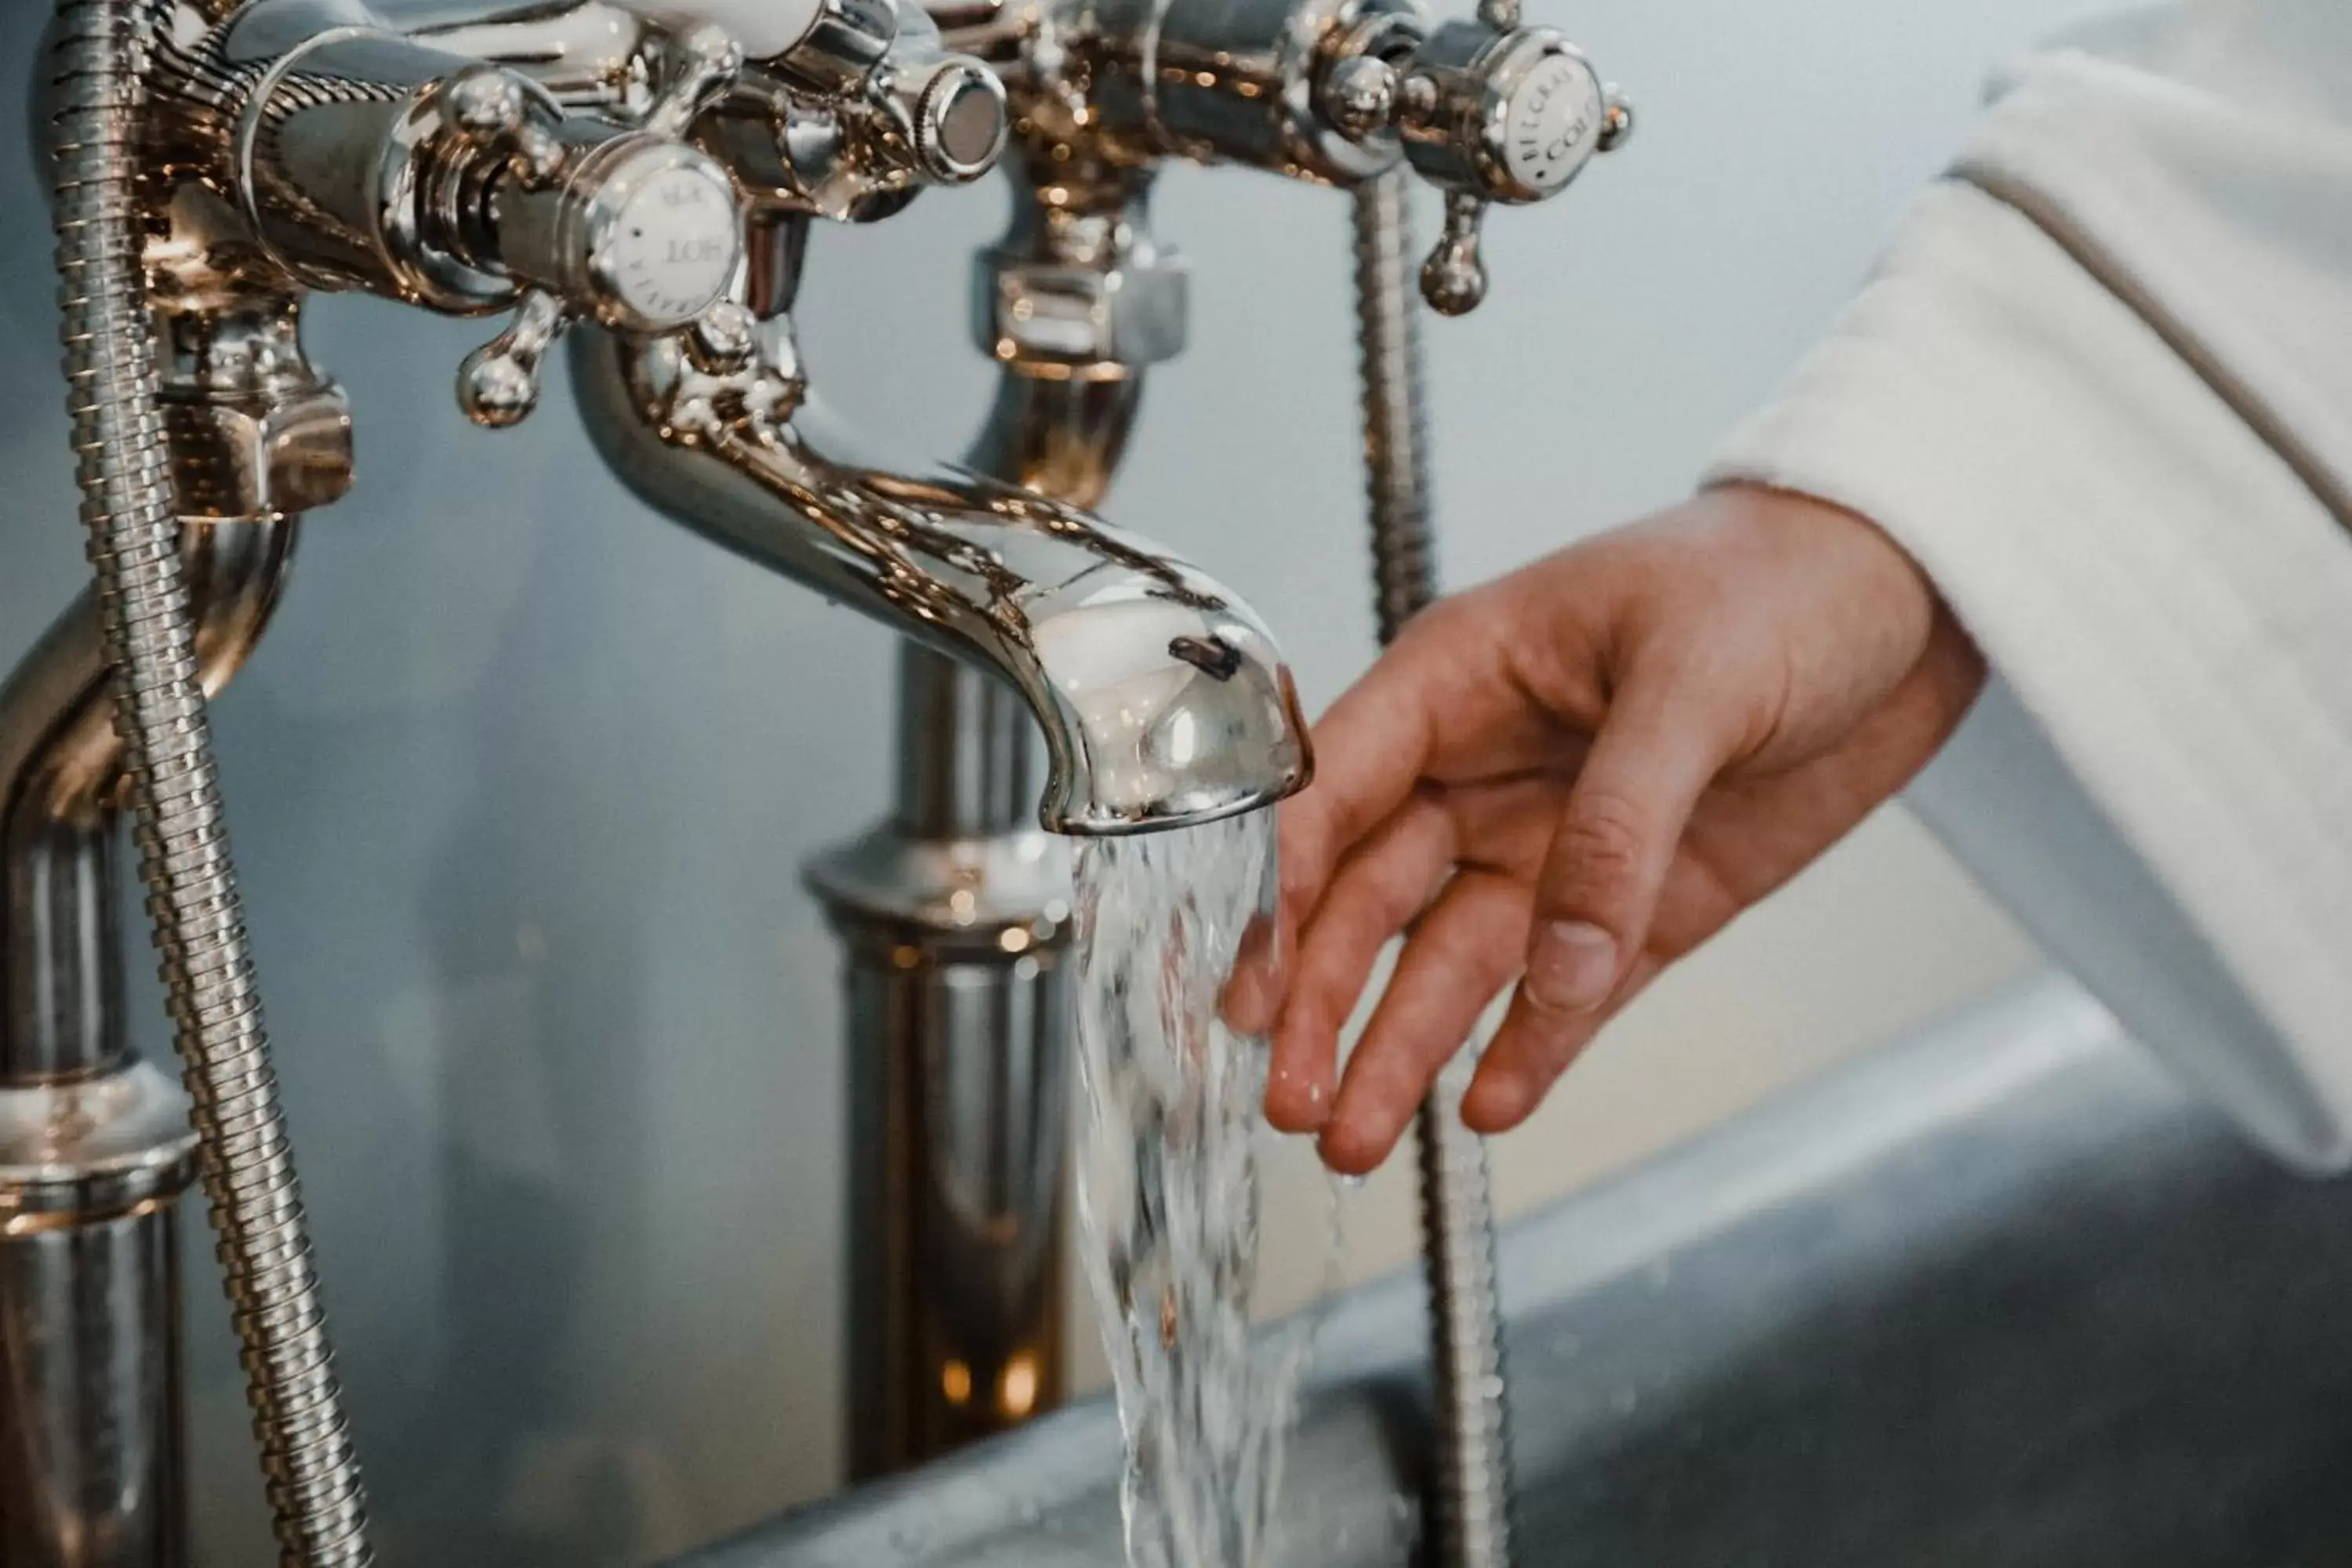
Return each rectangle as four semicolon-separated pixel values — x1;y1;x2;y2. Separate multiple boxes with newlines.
1704;3;2352;1169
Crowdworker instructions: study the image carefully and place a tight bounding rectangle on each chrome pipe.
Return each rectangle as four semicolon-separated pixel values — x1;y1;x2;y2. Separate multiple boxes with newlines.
412;2;652;111
821;741;1075;1473
573;340;1305;832
3;522;299;1084
964;375;1146;516
1352;169;1515;1568
0;605;120;1087
16;53;342;1554
892;648;1043;839
42;1;370;1557
0;1068;197;1568
0;516;295;1568
1352;173;1438;643
820;641;1075;1478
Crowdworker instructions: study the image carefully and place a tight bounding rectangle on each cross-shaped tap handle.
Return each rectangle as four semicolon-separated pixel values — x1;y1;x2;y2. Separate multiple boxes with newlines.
1319;14;1632;315
453;27;749;426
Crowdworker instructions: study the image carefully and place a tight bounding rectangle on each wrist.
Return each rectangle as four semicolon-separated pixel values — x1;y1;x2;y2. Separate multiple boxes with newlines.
1698;479;1986;741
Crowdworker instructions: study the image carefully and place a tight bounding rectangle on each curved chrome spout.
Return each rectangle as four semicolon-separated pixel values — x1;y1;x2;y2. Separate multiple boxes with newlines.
570;318;1310;834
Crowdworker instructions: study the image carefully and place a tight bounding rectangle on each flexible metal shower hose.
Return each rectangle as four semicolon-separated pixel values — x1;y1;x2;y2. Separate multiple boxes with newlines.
1350;169;1516;1568
47;2;373;1561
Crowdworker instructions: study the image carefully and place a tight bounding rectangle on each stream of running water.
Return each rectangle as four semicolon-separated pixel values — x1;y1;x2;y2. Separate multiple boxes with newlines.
1071;808;1325;1568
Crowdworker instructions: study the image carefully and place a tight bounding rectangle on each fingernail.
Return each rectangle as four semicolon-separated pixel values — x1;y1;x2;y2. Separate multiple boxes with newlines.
1526;920;1617;1014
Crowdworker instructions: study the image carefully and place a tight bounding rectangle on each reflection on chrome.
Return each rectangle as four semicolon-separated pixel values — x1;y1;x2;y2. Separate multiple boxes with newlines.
572;291;1311;835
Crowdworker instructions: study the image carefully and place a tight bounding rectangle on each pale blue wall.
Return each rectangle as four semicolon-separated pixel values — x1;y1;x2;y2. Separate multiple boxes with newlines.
0;2;2109;1561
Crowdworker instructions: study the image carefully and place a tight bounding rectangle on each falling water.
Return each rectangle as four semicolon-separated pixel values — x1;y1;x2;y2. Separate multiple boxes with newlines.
1072;808;1318;1568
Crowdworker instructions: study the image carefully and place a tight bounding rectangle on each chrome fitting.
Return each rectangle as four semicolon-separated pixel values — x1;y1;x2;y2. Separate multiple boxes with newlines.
974;177;1188;377
456;32;750;425
1061;0;1416;183
807;827;1073;954
977;249;1189;376
0;1062;198;1233
699;2;1008;220
158;300;354;521
763;0;901;95
160;380;353;522
903;56;1011;182
1390;21;1607;205
221;20;539;310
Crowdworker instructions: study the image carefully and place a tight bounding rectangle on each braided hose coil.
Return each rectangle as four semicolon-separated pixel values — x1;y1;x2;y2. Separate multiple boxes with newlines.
1351;168;1516;1568
46;2;373;1561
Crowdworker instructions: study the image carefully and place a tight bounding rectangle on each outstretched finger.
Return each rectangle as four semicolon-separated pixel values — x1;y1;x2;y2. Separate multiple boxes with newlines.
1318;870;1532;1174
1266;794;1456;1131
1276;604;1509;956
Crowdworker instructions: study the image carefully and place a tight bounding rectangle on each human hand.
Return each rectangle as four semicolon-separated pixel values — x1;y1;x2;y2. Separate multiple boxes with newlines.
1229;484;1987;1174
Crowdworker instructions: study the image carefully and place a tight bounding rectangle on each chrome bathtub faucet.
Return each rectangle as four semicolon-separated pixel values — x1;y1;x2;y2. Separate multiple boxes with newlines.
9;2;1312;1560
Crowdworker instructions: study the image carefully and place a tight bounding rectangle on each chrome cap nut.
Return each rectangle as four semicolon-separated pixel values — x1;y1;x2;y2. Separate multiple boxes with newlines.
160;379;354;521
913;61;1009;183
975;249;1189;375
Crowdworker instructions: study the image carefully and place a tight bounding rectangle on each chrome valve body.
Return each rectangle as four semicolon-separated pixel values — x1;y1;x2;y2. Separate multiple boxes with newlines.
939;0;1632;311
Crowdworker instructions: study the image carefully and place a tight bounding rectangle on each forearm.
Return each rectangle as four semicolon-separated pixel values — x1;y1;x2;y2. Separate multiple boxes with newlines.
1708;71;2352;1165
